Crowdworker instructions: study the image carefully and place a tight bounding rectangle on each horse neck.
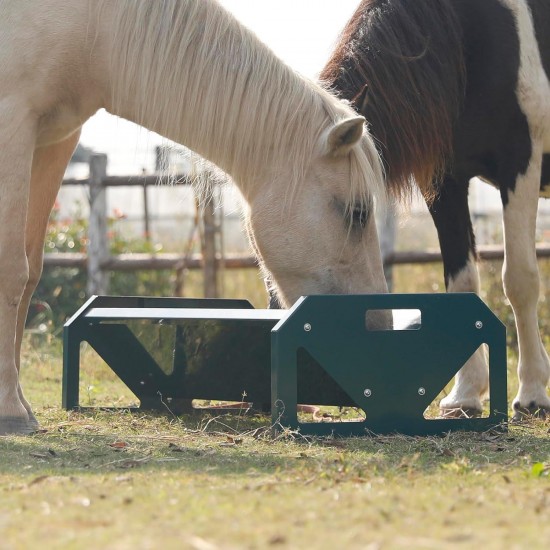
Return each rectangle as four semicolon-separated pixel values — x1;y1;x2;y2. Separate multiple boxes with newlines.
98;0;328;199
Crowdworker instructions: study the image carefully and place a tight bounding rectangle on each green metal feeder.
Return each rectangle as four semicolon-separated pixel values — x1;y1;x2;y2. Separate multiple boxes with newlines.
63;293;507;436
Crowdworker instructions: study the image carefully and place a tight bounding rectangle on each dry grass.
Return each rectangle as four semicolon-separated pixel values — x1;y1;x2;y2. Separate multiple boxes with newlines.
1;335;549;550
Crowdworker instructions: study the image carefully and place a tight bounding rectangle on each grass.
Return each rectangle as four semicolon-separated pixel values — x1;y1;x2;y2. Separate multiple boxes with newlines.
1;336;549;550
3;212;550;549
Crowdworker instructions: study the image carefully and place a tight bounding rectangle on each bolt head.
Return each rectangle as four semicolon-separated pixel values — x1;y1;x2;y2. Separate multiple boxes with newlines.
364;388;372;398
304;323;312;332
418;387;426;396
475;321;483;329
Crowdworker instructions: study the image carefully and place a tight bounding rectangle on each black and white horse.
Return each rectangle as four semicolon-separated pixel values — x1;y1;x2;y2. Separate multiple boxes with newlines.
321;0;550;418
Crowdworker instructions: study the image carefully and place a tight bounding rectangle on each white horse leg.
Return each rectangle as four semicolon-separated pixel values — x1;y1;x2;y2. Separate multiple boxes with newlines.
14;132;81;430
439;259;489;416
428;177;488;416
502;150;550;418
0;112;36;435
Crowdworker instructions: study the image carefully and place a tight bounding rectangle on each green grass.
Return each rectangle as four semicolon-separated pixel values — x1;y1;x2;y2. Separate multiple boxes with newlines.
1;336;549;549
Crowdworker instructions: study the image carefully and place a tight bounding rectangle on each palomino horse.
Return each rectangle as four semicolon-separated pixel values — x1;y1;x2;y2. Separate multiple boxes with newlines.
322;0;550;418
0;0;388;435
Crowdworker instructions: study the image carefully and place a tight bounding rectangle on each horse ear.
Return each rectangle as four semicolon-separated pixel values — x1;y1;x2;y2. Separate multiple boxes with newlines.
326;116;365;156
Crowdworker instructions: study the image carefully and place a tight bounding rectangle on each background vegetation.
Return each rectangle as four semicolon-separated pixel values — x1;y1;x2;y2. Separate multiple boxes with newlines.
33;205;550;340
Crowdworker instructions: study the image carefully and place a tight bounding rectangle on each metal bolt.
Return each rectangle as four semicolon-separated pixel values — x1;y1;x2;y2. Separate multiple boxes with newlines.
304;323;312;332
418;387;426;396
140;380;145;386
364;388;372;398
475;321;483;329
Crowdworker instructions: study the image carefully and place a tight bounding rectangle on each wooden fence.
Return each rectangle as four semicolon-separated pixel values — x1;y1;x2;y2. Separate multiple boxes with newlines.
57;153;257;297
48;154;550;297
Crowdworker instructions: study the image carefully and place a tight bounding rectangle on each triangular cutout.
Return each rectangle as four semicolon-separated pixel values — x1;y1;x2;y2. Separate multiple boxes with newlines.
423;344;490;420
123;320;176;376
79;341;140;408
296;347;366;423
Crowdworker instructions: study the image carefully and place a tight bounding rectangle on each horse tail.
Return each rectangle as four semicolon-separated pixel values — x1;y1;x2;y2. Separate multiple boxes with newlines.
321;0;465;201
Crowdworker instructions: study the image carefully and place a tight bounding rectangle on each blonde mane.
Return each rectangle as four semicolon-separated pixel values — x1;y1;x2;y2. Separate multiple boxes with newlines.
97;0;383;206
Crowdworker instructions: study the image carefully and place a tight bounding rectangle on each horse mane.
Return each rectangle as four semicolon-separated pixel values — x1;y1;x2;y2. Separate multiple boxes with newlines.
96;0;384;208
320;0;466;201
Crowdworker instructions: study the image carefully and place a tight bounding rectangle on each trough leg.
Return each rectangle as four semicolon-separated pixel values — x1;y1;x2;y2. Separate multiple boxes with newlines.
428;175;489;416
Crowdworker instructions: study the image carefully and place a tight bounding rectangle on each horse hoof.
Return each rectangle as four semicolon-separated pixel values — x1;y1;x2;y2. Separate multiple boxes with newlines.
27;410;40;431
511;404;549;422
0;417;37;436
439;406;482;419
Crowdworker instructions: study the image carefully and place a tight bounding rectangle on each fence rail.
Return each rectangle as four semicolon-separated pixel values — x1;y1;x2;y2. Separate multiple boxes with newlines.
43;252;257;270
385;243;550;265
43;244;550;270
62;173;193;188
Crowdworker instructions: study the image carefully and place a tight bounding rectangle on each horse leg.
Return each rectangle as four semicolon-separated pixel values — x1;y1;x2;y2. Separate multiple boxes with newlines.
14;132;82;430
427;175;489;416
0;111;36;435
501;147;550;418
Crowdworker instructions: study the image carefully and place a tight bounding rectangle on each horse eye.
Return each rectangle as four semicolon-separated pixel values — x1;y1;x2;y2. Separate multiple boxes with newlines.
350;204;369;229
332;198;370;231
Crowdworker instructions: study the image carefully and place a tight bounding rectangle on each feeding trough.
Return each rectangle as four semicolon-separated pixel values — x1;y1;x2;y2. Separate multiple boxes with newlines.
63;293;507;436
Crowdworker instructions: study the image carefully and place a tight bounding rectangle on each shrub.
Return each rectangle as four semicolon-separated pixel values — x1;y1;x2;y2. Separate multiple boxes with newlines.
31;204;173;331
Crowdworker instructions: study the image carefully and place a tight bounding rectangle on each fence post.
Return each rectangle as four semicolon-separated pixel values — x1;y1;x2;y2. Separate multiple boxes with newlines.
202;200;218;298
87;154;110;296
142;177;151;243
379;202;397;292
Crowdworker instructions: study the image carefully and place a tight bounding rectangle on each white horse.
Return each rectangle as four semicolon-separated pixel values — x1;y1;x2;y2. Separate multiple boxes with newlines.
0;0;387;434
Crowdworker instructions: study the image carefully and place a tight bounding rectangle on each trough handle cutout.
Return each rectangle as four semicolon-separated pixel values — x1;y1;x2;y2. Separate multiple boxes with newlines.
365;308;422;331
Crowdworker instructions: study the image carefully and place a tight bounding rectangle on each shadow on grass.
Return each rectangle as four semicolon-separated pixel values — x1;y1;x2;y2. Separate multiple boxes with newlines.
1;409;548;481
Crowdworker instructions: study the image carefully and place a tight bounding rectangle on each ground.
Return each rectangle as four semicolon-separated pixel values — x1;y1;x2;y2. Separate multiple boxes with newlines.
0;338;548;550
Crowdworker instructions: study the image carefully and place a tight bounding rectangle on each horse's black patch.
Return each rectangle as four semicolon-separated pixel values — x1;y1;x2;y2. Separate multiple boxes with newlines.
428;0;533;276
428;175;476;284
452;0;532;206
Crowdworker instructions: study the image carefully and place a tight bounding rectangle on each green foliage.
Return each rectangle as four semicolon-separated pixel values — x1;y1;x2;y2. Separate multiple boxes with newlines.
530;462;549;478
33;205;174;331
33;209;88;331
